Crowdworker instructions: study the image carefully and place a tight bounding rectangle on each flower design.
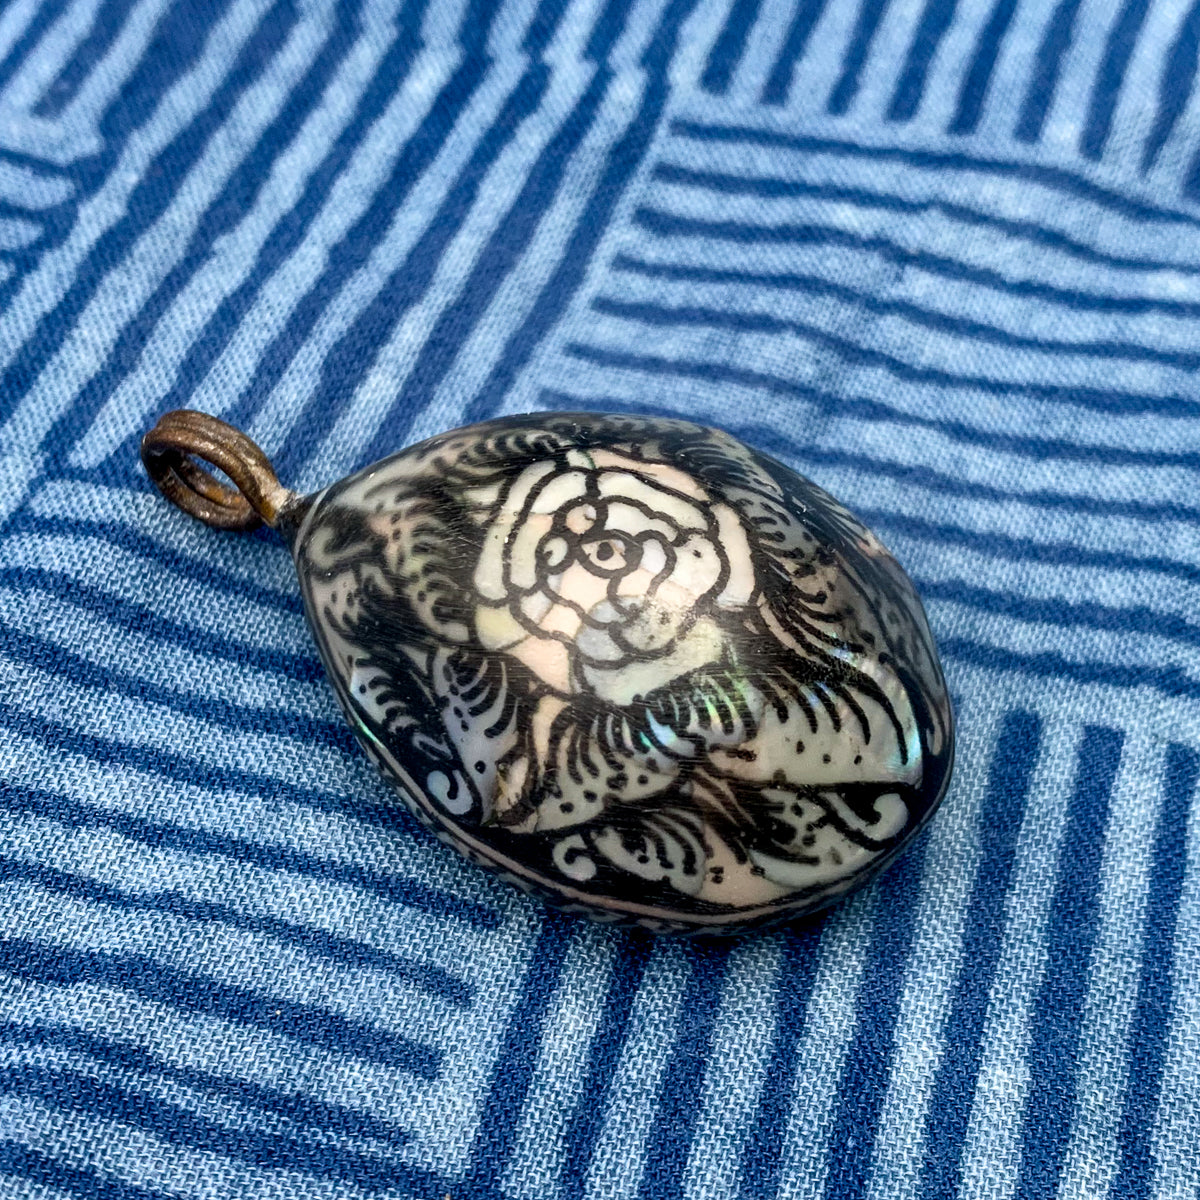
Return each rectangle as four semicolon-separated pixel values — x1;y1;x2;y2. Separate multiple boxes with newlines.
295;413;954;931
470;448;756;705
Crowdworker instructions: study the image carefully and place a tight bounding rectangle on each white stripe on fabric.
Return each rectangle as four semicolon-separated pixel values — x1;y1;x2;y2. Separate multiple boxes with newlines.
0;0;273;375
776;888;876;1200
0;1095;378;1200
0;160;73;209
1149;768;1200;1200
544;350;1200;506
0;880;459;1052
242;52;526;457
53;0;172;148
781;0;862;113
0;534;310;657
670;0;739;94
719;0;794;106
0;657;358;792
1038;0;1128;159
1058;732;1164;1200
956;718;1081;1200
0;0;41;67
26;480;298;599
4;5;332;460
913;0;1011;132
0;0;104;111
968;0;1062;142
865;691;1006;1200
0;0;277;526
664;119;1200;264
582;941;690;1200
1101;0;1196;173
69;0;407;469
502;924;618;1199
0;809;481;971
0;586;330;721
812;465;1200;569
295;55;599;491
681;935;784;1200
846;0;932;125
181;41;458;432
0;732;500;925
394;65;646;451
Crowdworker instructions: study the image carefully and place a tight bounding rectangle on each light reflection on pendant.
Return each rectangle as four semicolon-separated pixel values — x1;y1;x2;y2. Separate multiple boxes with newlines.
141;409;954;934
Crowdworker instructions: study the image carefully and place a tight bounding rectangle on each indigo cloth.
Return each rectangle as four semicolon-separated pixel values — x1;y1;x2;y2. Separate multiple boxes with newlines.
1;0;1198;1197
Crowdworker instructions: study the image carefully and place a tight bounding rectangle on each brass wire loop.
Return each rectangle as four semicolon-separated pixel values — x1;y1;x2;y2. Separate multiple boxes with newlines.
140;410;295;531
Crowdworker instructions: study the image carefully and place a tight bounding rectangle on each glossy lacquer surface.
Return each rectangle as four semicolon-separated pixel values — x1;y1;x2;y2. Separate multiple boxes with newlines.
290;413;954;932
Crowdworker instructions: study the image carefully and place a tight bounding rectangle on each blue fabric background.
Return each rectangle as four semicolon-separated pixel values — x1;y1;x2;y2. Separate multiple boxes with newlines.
1;0;1198;1196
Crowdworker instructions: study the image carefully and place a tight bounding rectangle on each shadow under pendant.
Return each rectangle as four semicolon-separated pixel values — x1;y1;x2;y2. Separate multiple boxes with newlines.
143;410;954;934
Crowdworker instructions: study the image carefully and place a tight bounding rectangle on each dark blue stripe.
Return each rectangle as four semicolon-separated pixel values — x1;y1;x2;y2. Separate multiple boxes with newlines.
1142;0;1200;172
553;349;1200;494
0;856;472;1005
828;0;890;115
1113;744;1199;1199
888;0;958;122
1;1064;417;1190
631;202;1200;321
868;509;1200;587
919;711;1041;1199
459;0;700;431
1016;726;1124;1200
940;638;1200;700
823;844;926;1198
0;1;61;95
585;0;636;62
456;0;503;59
211;43;492;444
0;937;440;1076
650;161;1194;274
144;8;427;448
700;0;763;95
913;579;1200;657
523;0;574;56
738;919;828;1198
0;0;299;426
43;0;362;467
1016;0;1083;143
587;292;1200;429
612;251;1200;373
0;1022;413;1147
464;914;575;1192
761;0;827;105
0;766;500;931
0;0;239;319
33;0;139;117
0;1142;174;1200
638;942;734;1200
560;934;655;1200
1081;0;1151;160
358;63;611;466
3;508;301;614
255;60;551;478
949;0;1018;134
670;118;1200;229
0;567;320;683
0;620;348;749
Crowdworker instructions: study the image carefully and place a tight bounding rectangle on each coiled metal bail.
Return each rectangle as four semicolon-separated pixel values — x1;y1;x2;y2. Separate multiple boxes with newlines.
140;410;296;532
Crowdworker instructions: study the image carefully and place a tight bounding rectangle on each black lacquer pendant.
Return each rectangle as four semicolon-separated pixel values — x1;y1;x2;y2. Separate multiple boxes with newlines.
142;410;954;934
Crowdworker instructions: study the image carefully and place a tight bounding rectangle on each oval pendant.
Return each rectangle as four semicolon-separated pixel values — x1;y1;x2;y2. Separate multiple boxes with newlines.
142;410;953;934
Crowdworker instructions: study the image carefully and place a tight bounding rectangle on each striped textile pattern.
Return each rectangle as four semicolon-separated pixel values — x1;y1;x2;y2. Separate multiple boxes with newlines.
0;0;1198;1196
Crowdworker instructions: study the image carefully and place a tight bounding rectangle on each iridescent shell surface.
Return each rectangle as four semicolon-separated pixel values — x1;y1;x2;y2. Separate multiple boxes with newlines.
289;413;954;933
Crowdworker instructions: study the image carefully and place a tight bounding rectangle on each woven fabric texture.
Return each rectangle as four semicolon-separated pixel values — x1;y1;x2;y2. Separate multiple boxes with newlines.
1;0;1198;1196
